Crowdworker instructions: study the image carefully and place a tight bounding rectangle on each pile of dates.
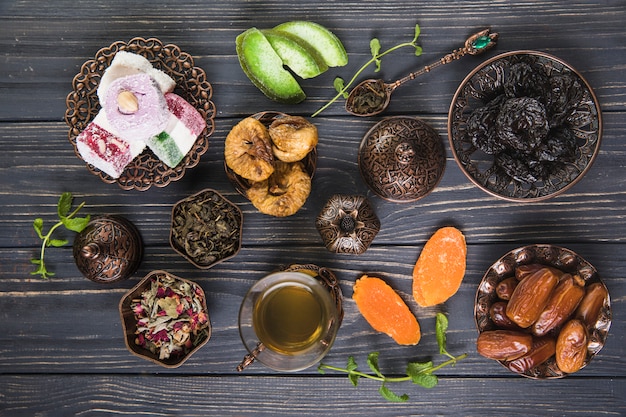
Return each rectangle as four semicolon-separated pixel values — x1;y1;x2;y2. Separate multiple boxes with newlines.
466;56;584;184
477;264;608;375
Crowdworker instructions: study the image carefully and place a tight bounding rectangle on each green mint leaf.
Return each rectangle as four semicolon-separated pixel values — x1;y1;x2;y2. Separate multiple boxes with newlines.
348;372;360;387
413;24;421;42
436;312;449;354
62;215;90;233
412;373;438;389
370;38;382;72
333;77;348;98
367;352;383;377
379;384;409;402
49;239;69;248
33;218;44;238
406;360;433;379
346;356;358;372
317;364;326;375
414;45;423;56
30;259;41;265
57;192;73;218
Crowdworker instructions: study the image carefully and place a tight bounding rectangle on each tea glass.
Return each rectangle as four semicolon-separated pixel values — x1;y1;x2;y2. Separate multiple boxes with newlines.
238;265;343;372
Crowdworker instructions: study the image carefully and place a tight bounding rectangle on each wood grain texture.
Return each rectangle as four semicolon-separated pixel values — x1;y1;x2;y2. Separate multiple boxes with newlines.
1;0;625;415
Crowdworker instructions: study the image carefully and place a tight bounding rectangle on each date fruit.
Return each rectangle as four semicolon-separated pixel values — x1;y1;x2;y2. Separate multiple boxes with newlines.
495;277;518;300
489;301;520;330
532;274;585;337
576;282;608;328
555;319;588;373
506;267;559;328
507;336;556;374
477;330;533;361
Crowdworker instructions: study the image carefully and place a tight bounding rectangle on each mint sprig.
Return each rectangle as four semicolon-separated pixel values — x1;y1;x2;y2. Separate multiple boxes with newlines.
31;192;90;279
311;24;422;117
318;312;467;402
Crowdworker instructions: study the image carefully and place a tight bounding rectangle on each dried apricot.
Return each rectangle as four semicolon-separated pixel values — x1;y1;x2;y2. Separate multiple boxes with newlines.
412;227;467;307
352;275;421;345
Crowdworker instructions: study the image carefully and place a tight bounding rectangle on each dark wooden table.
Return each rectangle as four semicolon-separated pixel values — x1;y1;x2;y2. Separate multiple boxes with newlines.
1;1;625;415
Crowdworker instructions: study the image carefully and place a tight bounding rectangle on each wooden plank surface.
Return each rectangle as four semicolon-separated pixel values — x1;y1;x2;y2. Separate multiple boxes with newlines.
1;0;625;415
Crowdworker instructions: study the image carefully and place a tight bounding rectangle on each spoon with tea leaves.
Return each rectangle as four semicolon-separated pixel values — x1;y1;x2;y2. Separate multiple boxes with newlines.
345;29;498;117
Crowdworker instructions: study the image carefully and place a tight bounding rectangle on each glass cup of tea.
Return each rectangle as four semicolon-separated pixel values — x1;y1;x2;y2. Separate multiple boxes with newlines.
238;265;343;372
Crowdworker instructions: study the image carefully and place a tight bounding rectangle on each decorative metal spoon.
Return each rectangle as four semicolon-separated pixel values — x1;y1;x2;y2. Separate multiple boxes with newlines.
345;29;499;117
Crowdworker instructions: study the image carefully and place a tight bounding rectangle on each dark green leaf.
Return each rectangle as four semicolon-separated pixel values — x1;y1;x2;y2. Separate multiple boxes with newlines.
367;352;383;377
57;192;73;218
436;312;449;355
379;385;409;402
406;360;433;379
370;38;382;72
49;239;69;248
348;372;360;387
33;218;44;237
62;215;90;233
346;356;358;371
412;373;438;389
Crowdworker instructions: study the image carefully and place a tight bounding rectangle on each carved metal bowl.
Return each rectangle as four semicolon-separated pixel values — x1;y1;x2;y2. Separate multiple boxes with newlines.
119;270;211;368
448;51;602;201
315;194;380;254
358;116;445;203
65;37;216;191
224;111;317;198
475;244;611;379
170;189;243;269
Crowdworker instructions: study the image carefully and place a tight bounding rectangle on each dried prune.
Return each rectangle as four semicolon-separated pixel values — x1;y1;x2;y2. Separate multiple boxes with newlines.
496;97;549;152
495;152;547;184
535;126;577;162
546;74;583;128
467;94;506;154
504;62;550;101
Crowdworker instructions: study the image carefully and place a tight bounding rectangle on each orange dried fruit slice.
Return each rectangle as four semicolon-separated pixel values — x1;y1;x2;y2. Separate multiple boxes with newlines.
412;226;467;307
352;275;421;345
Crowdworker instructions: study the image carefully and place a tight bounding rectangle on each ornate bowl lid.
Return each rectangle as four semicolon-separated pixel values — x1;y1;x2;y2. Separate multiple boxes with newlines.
358;116;445;203
73;215;143;283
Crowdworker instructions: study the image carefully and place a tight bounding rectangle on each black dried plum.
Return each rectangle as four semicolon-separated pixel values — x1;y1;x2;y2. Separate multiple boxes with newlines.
504;62;550;101
546;74;583;128
536;126;578;162
496;97;549;152
496;152;547;184
467;94;507;154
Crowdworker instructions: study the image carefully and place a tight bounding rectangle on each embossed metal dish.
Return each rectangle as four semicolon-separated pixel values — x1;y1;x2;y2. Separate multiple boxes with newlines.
358;116;445;202
170;188;243;269
65;37;216;191
224;111;317;197
448;50;601;201
119;270;211;368
475;244;611;379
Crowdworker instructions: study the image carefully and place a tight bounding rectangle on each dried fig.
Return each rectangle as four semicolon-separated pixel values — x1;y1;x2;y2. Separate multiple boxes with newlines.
269;115;318;162
506;267;559;328
555;319;588;373
247;161;311;217
225;117;275;182
477;330;533;361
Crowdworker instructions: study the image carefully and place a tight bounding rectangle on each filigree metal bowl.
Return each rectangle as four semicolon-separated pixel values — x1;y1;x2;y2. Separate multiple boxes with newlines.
448;51;601;201
170;189;243;269
224;111;317;198
475;244;611;379
65;37;216;191
358;116;445;203
119;270;211;368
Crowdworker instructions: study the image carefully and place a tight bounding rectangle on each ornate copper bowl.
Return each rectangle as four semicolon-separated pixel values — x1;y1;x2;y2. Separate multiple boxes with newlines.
65;37;216;191
448;51;601;201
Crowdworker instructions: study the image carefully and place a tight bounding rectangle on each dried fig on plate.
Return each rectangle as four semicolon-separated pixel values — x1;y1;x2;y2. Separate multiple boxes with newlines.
269;115;318;162
247;161;311;217
224;117;275;182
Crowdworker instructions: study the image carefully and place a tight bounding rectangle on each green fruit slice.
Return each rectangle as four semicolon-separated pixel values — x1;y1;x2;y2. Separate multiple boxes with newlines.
261;29;328;79
236;27;306;104
273;21;348;67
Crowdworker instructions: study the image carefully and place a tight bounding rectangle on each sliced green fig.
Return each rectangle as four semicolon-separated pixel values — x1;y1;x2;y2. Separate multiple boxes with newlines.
261;29;328;79
236;27;305;104
273;21;348;67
